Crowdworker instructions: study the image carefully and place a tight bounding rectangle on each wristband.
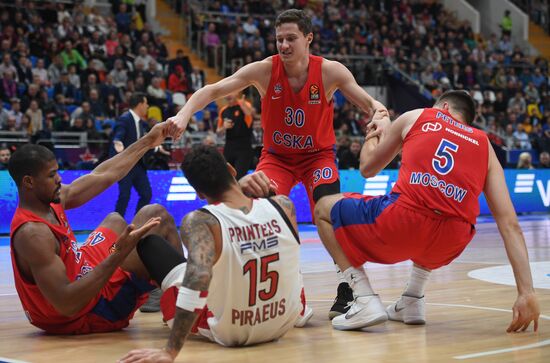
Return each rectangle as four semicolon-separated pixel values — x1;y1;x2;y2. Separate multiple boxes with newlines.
176;286;208;313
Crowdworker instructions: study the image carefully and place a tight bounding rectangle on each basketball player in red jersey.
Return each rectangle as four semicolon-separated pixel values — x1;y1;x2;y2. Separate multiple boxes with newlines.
314;91;540;332
166;9;387;318
8;123;186;334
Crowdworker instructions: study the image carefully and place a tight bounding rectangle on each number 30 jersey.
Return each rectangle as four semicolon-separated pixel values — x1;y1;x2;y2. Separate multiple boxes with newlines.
392;108;489;225
200;198;303;346
261;54;335;155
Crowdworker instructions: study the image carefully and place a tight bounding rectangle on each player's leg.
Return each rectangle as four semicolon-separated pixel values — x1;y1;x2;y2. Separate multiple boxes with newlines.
314;194;387;330
133;165;152;215
388;218;474;325
255;153;297;196
125;203;185;312
386;263;431;325
303;153;354;319
115;171;133;217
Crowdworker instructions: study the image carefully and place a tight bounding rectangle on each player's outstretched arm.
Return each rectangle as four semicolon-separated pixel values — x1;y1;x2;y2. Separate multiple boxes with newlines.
359;109;420;178
483;144;540;332
119;210;220;363
13;218;159;317
61;122;169;210
166;60;271;140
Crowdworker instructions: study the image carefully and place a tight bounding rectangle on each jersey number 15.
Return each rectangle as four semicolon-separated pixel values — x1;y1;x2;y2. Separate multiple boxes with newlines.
243;253;280;306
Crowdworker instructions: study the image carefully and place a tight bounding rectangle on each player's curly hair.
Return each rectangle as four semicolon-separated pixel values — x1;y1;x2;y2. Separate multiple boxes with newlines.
181;145;234;199
275;9;313;35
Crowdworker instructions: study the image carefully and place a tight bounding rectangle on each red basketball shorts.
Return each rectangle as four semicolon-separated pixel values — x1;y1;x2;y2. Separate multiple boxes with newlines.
330;193;476;270
76;227;154;333
256;149;339;216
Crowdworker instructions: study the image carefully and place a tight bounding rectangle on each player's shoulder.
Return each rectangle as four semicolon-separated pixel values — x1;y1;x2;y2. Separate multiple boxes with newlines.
182;208;219;227
12;221;57;253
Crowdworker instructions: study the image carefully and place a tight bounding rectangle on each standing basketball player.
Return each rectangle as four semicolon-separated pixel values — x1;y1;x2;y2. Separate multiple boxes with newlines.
119;145;311;362
166;9;387;318
314;91;540;331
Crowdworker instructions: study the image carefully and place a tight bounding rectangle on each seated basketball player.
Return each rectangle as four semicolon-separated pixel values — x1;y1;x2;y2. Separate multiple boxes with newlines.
314;91;540;332
119;145;312;363
7;122;186;334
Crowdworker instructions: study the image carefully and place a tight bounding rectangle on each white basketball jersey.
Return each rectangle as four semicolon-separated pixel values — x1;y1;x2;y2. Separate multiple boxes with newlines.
200;198;303;346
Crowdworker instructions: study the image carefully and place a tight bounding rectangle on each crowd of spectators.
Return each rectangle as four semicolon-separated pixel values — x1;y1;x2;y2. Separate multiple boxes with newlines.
0;0;206;168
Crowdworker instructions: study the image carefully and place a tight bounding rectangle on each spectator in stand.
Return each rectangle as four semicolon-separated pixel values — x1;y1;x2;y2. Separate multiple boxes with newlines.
0;69;17;102
517;151;534;169
338;140;361;169
115;3;132;34
47;55;64;86
0;144;10;170
508;92;527;114
32;58;49;87
25;100;43;135
500;10;513;37
67;64;81;89
0;53;18;82
109;59;129;89
54;71;76;105
146;77;167;108
134;46;154;70
60;40;87;71
189;67;205;92
514;124;532;150
7;98;23;128
538;151;550;168
167;65;189;93
168;49;192;76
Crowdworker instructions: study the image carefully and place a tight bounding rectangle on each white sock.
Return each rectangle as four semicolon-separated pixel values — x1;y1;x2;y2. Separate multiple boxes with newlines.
402;265;431;298
342;266;374;297
335;264;347;284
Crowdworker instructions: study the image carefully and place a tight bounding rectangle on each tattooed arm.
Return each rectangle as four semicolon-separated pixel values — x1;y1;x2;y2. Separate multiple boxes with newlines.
118;210;220;363
271;195;299;236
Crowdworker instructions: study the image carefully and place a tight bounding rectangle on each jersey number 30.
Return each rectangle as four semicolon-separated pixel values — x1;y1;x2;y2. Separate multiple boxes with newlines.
432;139;459;175
243;253;280;306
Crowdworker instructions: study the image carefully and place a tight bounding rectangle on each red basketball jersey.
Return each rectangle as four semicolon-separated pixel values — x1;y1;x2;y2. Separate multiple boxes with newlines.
261;55;335;155
392;108;489;225
10;204;99;332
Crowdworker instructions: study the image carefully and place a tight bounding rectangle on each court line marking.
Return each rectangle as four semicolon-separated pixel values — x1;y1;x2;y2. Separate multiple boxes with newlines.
453;340;550;360
308;299;549;359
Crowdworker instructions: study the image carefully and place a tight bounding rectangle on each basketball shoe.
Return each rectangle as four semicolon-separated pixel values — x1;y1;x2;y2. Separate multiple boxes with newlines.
328;282;354;319
295;305;314;328
331;294;388;330
386;295;426;325
140;287;162;313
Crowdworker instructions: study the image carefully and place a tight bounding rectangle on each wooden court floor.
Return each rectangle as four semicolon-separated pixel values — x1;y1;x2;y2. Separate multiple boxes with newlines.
0;217;549;363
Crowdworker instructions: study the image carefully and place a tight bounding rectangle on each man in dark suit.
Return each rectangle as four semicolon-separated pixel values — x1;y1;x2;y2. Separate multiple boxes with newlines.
110;93;152;218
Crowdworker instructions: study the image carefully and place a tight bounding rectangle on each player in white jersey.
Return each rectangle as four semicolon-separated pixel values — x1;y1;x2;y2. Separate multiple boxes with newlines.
119;145;312;363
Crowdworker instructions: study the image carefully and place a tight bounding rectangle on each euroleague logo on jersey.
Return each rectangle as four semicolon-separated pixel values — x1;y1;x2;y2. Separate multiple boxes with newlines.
309;84;321;104
421;122;442;132
274;83;282;94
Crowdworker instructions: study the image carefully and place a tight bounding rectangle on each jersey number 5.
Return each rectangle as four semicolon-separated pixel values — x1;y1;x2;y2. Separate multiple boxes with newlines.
243;253;280;306
432;139;459;175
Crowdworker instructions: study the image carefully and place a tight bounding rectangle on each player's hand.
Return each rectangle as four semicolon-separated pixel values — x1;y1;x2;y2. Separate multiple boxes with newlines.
113;140;124;153
145;122;170;148
113;218;161;257
239;171;277;197
166;115;188;141
118;348;174;363
366;108;390;141
507;292;539;333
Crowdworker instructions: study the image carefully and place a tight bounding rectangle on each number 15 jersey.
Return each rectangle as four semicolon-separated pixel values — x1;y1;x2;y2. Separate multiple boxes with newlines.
200;198;303;346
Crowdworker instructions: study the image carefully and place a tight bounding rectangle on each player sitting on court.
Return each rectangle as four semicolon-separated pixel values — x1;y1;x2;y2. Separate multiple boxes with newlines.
119;145;312;363
314;91;540;332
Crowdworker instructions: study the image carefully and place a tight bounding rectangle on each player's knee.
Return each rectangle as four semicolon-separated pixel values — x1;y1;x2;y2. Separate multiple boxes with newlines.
139;203;167;219
313;197;331;222
101;212;127;234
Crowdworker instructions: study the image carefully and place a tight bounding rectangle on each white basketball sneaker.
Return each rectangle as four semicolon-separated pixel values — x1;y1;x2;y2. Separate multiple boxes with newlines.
386;295;426;325
331;295;388;330
295;305;314;328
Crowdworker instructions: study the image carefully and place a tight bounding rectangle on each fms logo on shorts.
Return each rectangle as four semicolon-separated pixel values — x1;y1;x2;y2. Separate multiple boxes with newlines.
514;173;550;207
